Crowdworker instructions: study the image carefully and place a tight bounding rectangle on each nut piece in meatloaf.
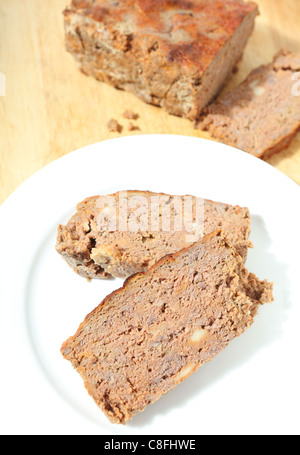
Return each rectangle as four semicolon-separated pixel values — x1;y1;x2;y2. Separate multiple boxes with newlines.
197;49;300;159
61;230;273;425
56;190;252;280
63;0;259;120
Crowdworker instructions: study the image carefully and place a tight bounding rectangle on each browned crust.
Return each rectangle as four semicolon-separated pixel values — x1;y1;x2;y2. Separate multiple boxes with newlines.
260;129;300;160
64;0;259;72
63;1;259;119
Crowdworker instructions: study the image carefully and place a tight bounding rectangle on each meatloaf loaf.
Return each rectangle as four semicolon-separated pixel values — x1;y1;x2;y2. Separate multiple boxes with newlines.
61;230;273;424
197;49;300;159
63;0;259;120
56;190;252;280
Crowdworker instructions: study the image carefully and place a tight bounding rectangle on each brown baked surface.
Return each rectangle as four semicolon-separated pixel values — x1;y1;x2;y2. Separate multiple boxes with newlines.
197;49;300;159
61;230;273;424
63;0;258;119
56;190;252;280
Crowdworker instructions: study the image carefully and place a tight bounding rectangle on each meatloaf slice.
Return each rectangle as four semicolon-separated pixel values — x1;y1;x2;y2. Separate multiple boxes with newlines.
63;0;258;120
61;230;273;425
56;190;252;280
197;49;300;159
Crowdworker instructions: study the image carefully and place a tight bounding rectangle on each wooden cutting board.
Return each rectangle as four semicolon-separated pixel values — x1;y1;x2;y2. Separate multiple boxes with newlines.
0;0;299;205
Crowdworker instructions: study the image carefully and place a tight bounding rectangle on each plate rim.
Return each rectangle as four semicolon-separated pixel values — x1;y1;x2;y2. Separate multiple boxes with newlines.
1;135;299;213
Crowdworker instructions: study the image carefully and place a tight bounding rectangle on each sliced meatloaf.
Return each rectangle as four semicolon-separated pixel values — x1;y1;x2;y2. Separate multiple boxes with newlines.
61;230;273;425
63;0;258;120
56;190;252;280
197;49;300;159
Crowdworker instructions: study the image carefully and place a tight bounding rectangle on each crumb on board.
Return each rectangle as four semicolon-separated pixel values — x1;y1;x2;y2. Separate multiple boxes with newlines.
107;119;123;133
122;110;139;120
128;122;140;131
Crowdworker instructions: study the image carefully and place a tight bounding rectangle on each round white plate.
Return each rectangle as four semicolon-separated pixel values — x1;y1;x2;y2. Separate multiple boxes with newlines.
0;135;299;436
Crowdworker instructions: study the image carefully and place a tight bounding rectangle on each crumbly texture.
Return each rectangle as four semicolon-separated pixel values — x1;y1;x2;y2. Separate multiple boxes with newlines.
63;0;258;120
197;49;300;159
61;231;273;425
56;190;252;280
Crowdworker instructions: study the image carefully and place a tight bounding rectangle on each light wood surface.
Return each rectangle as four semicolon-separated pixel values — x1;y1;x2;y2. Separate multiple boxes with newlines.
1;0;300;205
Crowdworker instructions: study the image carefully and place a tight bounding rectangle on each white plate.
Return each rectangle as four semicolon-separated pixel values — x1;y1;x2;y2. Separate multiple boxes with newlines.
0;135;299;436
